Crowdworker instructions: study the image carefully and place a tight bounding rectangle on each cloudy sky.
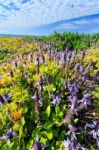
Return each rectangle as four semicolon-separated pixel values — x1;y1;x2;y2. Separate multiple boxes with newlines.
0;0;99;35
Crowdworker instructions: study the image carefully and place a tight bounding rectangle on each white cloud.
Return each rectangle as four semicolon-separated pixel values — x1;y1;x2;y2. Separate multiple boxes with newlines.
74;20;89;25
0;0;99;34
56;23;78;29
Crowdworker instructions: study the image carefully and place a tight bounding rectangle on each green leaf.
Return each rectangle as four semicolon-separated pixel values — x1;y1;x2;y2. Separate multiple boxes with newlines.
90;146;96;150
55;105;60;114
40;137;47;144
46;106;51;117
21;117;25;126
44;122;53;130
47;131;53;140
59;112;63;118
19;126;23;141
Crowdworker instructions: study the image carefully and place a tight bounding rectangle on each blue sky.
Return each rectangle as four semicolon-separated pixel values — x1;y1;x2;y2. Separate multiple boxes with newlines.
0;0;99;35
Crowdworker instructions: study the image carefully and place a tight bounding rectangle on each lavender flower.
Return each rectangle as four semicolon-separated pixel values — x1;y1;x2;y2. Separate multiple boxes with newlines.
62;139;71;150
0;93;11;106
46;74;51;84
81;75;88;85
35;54;40;74
68;95;78;110
50;51;55;60
41;53;45;63
0;128;16;145
52;93;61;105
85;121;99;139
62;139;84;150
81;93;92;108
68;81;78;96
65;51;72;66
46;43;51;51
74;63;80;74
3;93;12;103
32;135;42;150
65;46;69;53
28;52;33;62
70;50;77;63
61;52;66;67
67;51;72;59
38;75;44;93
79;64;85;73
66;124;77;140
81;50;86;60
31;91;42;105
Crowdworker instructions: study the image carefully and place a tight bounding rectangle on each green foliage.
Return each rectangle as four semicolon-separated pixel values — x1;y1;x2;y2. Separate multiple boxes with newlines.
38;32;99;51
0;48;7;60
21;36;34;43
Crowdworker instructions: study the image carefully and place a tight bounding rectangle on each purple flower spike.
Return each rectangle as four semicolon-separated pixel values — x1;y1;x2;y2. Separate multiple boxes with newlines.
74;63;80;74
29;52;33;62
66;124;77;140
52;93;61;105
31;91;42;105
33;141;42;150
62;139;84;150
85;121;99;139
65;46;69;52
41;53;45;63
68;81;78;96
81;49;86;60
32;135;42;150
0;93;11;107
68;95;78;110
46;74;51;84
0;128;16;141
6;128;17;139
46;43;51;51
62;139;71;150
35;54;40;74
68;124;77;133
3;93;12;103
67;51;72;59
38;75;44;93
81;93;92;108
